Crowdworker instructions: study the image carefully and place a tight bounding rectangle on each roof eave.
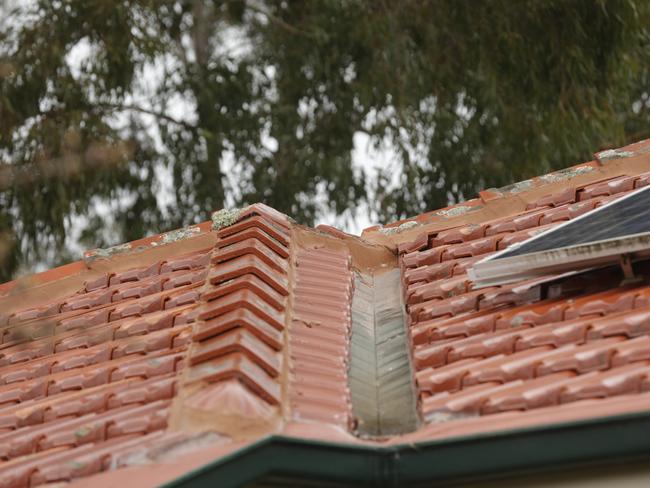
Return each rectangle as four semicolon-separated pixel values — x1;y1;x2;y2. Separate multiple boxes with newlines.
162;409;650;487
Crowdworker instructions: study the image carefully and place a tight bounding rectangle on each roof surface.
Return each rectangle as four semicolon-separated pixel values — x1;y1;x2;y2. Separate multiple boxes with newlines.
1;138;650;487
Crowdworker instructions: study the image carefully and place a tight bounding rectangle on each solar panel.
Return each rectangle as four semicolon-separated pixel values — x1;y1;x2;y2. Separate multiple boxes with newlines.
470;183;650;287
495;183;650;259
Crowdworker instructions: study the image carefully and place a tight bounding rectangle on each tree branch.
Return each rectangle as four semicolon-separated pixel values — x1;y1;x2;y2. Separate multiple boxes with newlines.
95;101;197;131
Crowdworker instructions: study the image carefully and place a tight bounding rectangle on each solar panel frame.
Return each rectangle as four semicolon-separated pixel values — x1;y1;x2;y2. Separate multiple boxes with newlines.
490;183;650;260
470;183;650;287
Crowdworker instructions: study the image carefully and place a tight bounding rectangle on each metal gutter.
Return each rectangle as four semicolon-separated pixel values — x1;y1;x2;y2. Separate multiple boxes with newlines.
162;410;650;487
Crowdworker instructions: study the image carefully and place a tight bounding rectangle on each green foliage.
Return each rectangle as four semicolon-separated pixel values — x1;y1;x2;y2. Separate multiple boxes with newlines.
0;0;649;280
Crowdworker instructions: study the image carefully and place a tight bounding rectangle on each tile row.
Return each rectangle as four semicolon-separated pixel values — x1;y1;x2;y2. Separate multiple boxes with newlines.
397;176;649;427
399;170;650;258
0;324;191;387
2;281;204;348
0;348;185;408
422;360;650;421
0;418;189;488
4;248;212;326
0;374;177;431
0;248;212;486
289;246;354;427
0;303;197;367
411;281;650;346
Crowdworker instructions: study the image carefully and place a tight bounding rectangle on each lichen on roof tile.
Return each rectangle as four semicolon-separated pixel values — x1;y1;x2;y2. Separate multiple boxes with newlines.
211;207;243;230
85;242;132;261
160;225;202;244
596;149;636;162
489;178;535;196
436;204;482;219
378;220;419;235
538;164;594;183
595;139;650;163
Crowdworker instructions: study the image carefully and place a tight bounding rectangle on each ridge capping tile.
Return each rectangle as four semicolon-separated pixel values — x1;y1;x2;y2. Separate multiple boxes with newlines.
192;308;283;350
186;353;280;405
208;254;289;296
201;274;285;311
212;238;288;273
217;216;290;247
216;226;290;258
190;329;280;377
196;288;284;331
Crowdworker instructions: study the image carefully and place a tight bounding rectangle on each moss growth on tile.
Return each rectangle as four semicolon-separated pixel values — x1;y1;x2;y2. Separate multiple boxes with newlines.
211;208;243;230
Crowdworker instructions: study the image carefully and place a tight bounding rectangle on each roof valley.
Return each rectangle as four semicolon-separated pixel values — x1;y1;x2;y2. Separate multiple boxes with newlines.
349;268;419;436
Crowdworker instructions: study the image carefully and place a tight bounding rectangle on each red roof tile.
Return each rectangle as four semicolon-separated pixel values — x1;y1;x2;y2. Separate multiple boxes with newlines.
3;140;650;486
399;166;650;433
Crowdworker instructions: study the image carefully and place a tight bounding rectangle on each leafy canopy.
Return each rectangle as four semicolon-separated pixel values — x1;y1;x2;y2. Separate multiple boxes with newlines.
1;0;649;280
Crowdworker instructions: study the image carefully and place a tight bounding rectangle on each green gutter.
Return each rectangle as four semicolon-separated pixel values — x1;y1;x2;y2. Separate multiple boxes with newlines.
162;410;650;487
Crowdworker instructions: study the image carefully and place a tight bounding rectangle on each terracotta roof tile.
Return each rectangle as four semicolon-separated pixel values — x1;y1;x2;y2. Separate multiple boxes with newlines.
399;166;650;446
289;247;353;427
3;145;650;485
0;239;213;484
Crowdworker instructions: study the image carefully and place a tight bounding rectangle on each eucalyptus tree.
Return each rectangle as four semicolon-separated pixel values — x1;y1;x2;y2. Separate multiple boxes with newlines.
1;0;648;279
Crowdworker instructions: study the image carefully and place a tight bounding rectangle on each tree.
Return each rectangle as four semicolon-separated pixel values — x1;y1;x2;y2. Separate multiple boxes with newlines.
1;0;649;280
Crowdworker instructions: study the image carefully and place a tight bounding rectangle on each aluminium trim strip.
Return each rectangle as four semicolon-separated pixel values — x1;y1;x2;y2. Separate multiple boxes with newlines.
480;183;650;264
470;183;650;287
470;231;650;288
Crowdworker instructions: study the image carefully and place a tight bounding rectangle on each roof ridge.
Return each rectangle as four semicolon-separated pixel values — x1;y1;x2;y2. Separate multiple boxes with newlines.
4;138;650;295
